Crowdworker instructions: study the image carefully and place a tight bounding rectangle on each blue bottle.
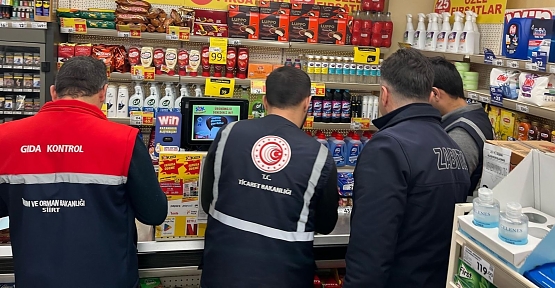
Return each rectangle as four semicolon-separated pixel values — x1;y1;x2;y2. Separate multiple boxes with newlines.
316;133;329;150
329;133;346;167
503;18;532;59
346;133;362;166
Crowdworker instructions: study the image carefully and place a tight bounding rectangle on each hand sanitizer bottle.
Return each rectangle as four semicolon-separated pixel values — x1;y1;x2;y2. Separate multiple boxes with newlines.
472;187;500;228
436;12;451;52
447;11;464;53
404;14;415;46
414;13;427;50
498;202;529;245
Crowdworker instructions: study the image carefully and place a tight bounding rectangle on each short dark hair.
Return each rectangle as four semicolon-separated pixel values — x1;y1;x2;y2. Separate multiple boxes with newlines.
380;48;434;101
55;56;108;98
428;56;465;99
265;66;311;108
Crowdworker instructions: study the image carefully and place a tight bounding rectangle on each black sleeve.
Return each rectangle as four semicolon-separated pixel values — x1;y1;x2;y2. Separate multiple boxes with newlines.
0;187;8;217
201;129;223;214
344;133;409;288
314;156;339;235
126;136;168;226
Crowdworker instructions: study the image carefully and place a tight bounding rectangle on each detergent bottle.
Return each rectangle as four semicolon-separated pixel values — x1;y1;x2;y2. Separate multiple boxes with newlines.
329;133;346;167
128;82;144;116
458;11;476;55
174;84;190;112
346;133;363;166
143;83;160;115
316;133;330;150
159;82;175;112
414;13;427;49
403;14;415;46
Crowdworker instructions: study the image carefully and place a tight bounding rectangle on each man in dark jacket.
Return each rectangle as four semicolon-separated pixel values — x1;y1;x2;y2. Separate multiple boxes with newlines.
344;49;470;288
428;57;494;199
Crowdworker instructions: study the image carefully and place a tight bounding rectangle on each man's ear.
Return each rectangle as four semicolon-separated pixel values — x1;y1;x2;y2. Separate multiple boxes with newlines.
430;87;441;103
380;85;389;106
50;85;58;101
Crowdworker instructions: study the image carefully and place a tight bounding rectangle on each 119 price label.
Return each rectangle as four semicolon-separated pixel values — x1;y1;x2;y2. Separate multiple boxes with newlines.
209;37;228;65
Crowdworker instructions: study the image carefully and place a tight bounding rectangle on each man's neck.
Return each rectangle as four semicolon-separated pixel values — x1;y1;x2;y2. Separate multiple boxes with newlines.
266;108;304;128
443;98;468;115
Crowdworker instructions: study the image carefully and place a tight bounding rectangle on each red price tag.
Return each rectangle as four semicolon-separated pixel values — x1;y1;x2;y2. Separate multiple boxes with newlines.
434;0;451;13
303;116;314;129
142;112;154;126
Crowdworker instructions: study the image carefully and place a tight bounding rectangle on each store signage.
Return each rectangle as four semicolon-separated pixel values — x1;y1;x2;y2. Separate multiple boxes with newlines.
129;111;155;126
117;24;141;38
204;78;235;97
351;118;371;130
463;246;495;284
303;116;314;129
433;0;507;24
353;47;380;65
60;18;87;34
209;37;228;65
250;80;266;94
311;83;326;97
531;52;547;72
166;26;190;41
131;66;155;81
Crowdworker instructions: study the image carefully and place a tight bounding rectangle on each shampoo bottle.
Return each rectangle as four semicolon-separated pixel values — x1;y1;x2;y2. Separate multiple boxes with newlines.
425;13;440;51
471;11;481;54
106;84;118;118
403;14;415;46
414;13;427;49
116;85;129;118
174;85;190;112
436;12;451;52
472;187;500;228
459;11;476;55
498;202;529;245
447;11;464;53
143;83;159;114
159;82;175;112
128;82;144;116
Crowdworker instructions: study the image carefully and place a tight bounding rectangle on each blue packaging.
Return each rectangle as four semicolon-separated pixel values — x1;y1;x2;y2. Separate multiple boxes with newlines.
524;263;555;287
153;111;182;160
527;19;555;63
346;135;362;166
503;18;532;60
337;172;354;197
328;134;346;167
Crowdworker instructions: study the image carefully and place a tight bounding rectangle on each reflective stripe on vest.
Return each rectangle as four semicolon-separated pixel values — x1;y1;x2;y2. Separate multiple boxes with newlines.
444;117;487;141
209;122;327;242
0;173;127;185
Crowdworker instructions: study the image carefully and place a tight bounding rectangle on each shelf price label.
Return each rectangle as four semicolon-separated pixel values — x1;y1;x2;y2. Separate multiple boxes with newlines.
73;19;87;34
0;22;8;28
353;47;380;65
479;95;491;104
129;111;143;125
550;65;555;74
493;59;504;66
131;66;155;81
204;78;235;97
142;111;155;126
60;18;87;34
166;26;190;41
311;83;325;97
463;246;494;284
351;118;371;130
250;80;266;94
31;22;47;29
117;24;141;38
467;92;478;100
525;62;539;71
303;116;314;129
531;52;547;72
209;37;228;65
507;60;519;69
516;103;529;113
11;21;27;28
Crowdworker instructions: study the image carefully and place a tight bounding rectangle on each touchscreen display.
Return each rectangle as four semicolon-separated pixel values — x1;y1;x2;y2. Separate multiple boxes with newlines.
191;104;241;140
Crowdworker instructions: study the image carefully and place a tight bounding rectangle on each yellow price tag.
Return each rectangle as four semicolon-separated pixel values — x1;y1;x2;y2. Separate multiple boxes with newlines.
209;37;228;65
73;19;87;34
166;26;190;41
311;83;325;97
250;80;266;94
204;78;235;97
303;116;314;129
129;111;143;125
131;66;156;81
352;117;372;130
353;47;380;65
117;24;141;38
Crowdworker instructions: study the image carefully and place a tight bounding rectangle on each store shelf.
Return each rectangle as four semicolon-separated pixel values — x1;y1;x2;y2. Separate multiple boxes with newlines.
0;19;48;30
290;42;389;53
465;89;555;120
312;122;376;131
109;72;179;83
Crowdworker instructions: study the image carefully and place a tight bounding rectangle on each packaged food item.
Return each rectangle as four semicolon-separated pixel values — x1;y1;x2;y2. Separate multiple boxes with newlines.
57;43;76;62
80;10;116;20
112;45;130;73
75;43;92;57
237;47;249;79
33;99;41;111
13;73;23;89
153;48;165;74
33;53;41;66
116;14;148;24
318;18;347;45
193;23;228;37
518;118;531;140
141;47;153;67
259;12;289;41
4;96;13;111
518;72;555;107
499;109;516;140
56;8;81;18
4;52;14;66
86;19;116;29
128;47;141;66
116;5;149;15
489;68;520;100
0;97;4;110
487;105;501;140
247;63;273;79
225;47;236;78
33;74;40;88
0;74;3;88
194;9;227;24
289;16;318;43
23;53;34;66
188;49;200;77
164;48;177;76
228;6;260;39
116;0;151;8
139;278;164;288
201;45;210;77
15;95;25;111
178;49;189;76
528;121;540;140
23;74;33;89
92;44;115;71
540;125;552;141
24;99;34;112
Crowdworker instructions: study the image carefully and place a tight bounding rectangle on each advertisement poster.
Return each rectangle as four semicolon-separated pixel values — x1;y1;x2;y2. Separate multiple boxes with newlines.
150;0;361;13
434;0;508;23
191;104;241;140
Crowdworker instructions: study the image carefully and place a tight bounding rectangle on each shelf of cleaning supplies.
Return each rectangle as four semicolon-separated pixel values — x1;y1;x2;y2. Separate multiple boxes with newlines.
311;122;376;131
465;89;555;120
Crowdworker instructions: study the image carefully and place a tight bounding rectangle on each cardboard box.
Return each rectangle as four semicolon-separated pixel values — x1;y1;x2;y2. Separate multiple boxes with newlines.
487;140;555;167
289;15;318;43
318;18;347;45
248;63;273;79
499;110;517;141
319;5;348;18
228;8;260;39
194;9;227;24
228;4;259;12
259;13;289;42
155;151;207;239
259;7;290;15
291;3;320;17
194;22;228;37
257;0;291;9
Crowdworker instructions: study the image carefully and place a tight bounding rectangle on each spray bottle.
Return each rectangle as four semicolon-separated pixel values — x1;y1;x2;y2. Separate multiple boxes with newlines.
174;84;190;112
436;12;451;52
143;83;160;114
459;11;476;55
425;13;440;51
414;13;427;49
426;13;433;33
128;82;144;116
447;11;464;53
159;82;175;112
471;11;481;54
403;14;415;46
194;84;203;97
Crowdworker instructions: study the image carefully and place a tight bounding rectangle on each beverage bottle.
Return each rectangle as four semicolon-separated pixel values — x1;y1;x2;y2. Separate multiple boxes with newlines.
372;0;385;12
307;55;315;80
361;0;371;11
342;57;351;83
371;12;383;47
342;89;352;123
312;96;323;122
360;11;372;46
284;58;293;66
335;57;343;82
328;56;336;82
322;89;333;123
321;56;329;82
314;55;322;82
382;12;393;48
332;89;342;123
294;59;302;69
351;10;362;46
356;95;363;117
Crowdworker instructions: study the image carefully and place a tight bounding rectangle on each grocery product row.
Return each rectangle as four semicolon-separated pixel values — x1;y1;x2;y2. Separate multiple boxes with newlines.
304;55;382;84
0;94;39;114
0;72;40;91
487;104;555;142
0;49;41;69
0;0;48;21
307;130;373;167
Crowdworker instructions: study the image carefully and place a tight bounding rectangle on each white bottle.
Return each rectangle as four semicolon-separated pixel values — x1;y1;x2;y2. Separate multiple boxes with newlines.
436;12;451;52
106;84;118;118
425;13;440;51
414;13;427;50
472;188;500;228
128;82;144;116
174;85;190;112
437;12;443;28
371;96;379;120
426;13;433;33
459;11;476;55
116;85;129;118
159;82;175;112
447;11;464;53
143;83;159;114
498;202;529;245
195;84;203;97
362;96;369;118
404;14;415;46
471;11;481;54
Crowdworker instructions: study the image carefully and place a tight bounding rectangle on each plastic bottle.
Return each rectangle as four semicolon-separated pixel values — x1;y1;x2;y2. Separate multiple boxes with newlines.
335;57;343;82
360;11;372;47
371;95;379;120
404;14;415;46
447;11;464;53
372;0;384;13
307;55;315;80
363;64;371;82
128;82;144;116
459;11;476;55
361;0;371;11
349;58;357;83
284;58;293;67
471;12;480;54
341;89;351;123
322;89;332;123
174;85;190;112
316;133;329;150
518;119;531;140
345;131;355;143
314;55;322;82
332;89;342;123
294;58;302;70
540;125;552;141
312;96;323;122
436;12;451;52
498;202;529;245
342;57;351;83
472;187;500;228
321;56;329;82
382;12;393;48
194;84;203;97
426;13;433;33
356;96;363;117
106;84;118;118
346;133;362;166
116;85;129;118
328;56;336;82
361;131;372;145
425;13;440;51
143;83;160;115
356;62;364;83
351;10;362;46
159;83;175;112
362;96;369;118
529;121;540;140
351;95;359;118
329;133;346;167
414;13;427;49
371;12;383;47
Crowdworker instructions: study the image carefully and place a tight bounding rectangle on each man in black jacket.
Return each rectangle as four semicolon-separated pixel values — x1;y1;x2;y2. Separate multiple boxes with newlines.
344;49;470;288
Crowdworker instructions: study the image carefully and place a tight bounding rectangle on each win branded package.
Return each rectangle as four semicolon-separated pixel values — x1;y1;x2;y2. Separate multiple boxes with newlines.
489;68;520;100
518;72;555;107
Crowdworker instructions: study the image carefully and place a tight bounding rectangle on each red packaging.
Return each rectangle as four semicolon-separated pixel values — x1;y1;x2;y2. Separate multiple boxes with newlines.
318;18;347;45
228;8;260;40
237;47;249;79
361;0;372;11
194;9;227;24
360;12;372;46
153;48;165;75
128;47;141;66
225;46;237;78
112;45;130;73
319;5;347;19
257;0;290;9
371;18;383;47
259;7;290;16
57;43;75;62
372;0;385;12
178;49;189;76
74;43;92;57
201;45;211;77
382;13;393;48
291;4;319;17
351;12;362;46
214;64;224;77
289;15;318;43
259;13;289;42
92;44;115;71
193;22;228;37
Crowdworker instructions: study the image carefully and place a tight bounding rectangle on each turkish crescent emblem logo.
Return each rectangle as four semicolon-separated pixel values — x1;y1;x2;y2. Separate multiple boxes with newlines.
251;136;291;173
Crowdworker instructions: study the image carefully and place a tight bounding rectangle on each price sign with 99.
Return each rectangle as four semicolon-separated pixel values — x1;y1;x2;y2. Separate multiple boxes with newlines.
209;37;228;65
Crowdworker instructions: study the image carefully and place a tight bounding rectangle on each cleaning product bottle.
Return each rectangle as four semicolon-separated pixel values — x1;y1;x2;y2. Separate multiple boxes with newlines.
447;11;464;53
328;133;346;167
106;84;118;118
116;85;129;118
174;84;190;112
425;13;440;51
471;11;481;54
346;133;362;166
426;13;433;33
414;13;427;50
436;12;451;52
459;11;476;55
143;83;160;115
194;84;203;97
128;82;144;117
345;131;355;143
403;14;415;46
361;131;372;145
159;82;175;112
316;133;329;150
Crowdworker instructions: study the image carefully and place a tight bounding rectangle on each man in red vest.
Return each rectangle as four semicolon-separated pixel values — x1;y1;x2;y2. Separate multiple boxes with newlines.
0;56;168;288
